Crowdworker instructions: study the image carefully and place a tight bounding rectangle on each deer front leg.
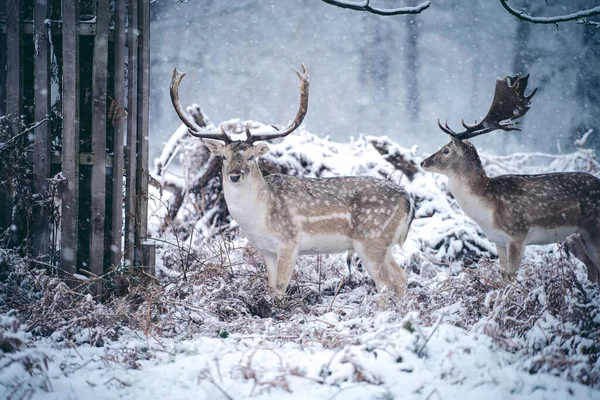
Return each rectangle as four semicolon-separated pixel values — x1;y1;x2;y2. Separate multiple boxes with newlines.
496;244;508;271
506;240;525;277
262;252;278;291
274;244;300;295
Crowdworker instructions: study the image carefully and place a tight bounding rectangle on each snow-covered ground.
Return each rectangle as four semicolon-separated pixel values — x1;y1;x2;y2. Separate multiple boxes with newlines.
1;123;599;399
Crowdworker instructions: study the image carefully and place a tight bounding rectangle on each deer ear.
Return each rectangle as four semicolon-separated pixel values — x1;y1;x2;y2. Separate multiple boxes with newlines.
204;139;225;156
254;142;270;157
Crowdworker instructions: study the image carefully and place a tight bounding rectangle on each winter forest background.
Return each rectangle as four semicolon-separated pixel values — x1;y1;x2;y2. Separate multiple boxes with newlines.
149;0;600;159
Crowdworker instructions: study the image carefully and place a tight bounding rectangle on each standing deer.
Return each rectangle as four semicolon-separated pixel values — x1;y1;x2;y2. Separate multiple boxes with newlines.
421;74;600;282
170;64;415;296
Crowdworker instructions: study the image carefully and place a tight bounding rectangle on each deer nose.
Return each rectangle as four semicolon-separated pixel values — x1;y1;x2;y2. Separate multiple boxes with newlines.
229;174;241;183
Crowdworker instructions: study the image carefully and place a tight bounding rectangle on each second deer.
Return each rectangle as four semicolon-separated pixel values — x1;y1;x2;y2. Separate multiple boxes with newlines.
170;64;415;296
421;74;600;282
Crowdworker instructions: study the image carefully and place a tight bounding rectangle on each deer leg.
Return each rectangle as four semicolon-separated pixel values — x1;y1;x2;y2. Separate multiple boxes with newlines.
274;244;300;295
353;242;384;291
381;248;407;296
582;230;600;284
496;244;508;272
564;234;598;283
262;252;278;292
346;248;354;277
506;240;525;277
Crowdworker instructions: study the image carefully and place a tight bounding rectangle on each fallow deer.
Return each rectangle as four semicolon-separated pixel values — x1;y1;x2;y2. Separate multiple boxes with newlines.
421;74;600;282
170;64;415;296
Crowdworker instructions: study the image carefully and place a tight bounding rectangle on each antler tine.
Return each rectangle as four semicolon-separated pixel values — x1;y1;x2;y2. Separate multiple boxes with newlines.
437;119;459;137
247;63;310;143
170;68;231;143
436;73;537;141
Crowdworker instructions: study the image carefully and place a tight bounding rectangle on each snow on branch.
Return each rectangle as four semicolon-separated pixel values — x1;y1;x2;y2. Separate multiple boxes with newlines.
321;0;430;16
499;0;600;27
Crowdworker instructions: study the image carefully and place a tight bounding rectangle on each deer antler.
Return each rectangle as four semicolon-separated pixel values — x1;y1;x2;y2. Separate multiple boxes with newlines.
438;73;538;140
170;68;232;143
246;63;309;143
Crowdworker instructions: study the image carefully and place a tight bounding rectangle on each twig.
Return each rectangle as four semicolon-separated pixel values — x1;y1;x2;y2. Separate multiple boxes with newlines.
328;277;345;312
68;339;84;360
417;312;446;357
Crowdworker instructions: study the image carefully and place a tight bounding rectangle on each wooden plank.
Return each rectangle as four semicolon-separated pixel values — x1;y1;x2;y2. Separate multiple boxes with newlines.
0;0;6;115
5;0;21;127
60;0;80;276
3;0;21;239
32;0;52;260
111;0;127;268
89;0;110;293
0;0;8;232
124;0;139;265
136;0;150;258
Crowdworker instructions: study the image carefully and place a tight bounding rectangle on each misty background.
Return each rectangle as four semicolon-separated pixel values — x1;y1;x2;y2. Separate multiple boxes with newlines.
148;0;600;161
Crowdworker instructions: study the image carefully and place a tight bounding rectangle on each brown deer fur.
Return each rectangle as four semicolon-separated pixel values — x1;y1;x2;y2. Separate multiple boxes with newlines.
422;137;600;281
205;139;414;296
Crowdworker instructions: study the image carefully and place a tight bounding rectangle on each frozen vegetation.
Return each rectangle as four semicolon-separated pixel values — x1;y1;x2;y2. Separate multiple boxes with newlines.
1;119;600;399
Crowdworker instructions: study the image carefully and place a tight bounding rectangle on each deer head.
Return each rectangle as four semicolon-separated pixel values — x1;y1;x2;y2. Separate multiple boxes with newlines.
170;64;309;185
421;73;537;176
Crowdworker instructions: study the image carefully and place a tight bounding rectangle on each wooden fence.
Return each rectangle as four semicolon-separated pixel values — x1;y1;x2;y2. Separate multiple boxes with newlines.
0;0;154;294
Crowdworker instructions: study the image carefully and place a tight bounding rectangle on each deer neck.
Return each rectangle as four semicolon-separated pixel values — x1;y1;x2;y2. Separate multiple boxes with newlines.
446;162;490;204
222;167;269;227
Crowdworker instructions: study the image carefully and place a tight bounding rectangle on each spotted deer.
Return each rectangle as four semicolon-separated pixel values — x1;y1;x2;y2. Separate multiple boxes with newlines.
421;74;600;282
170;64;415;296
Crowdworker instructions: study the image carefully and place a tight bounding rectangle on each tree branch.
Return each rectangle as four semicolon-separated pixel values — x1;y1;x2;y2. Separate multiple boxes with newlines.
321;0;430;16
499;0;600;27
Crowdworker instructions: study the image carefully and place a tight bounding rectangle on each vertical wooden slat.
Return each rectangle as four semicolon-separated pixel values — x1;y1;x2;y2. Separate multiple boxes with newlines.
0;0;7;115
60;0;80;275
136;0;150;264
32;0;52;259
3;0;21;237
90;0;110;291
0;0;8;232
5;0;21;127
111;0;126;268
124;0;139;265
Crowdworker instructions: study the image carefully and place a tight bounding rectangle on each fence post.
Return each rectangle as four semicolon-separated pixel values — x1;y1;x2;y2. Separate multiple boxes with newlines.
0;0;6;116
125;0;139;266
32;0;52;260
89;0;110;292
137;0;153;273
60;0;80;276
3;0;22;242
110;0;127;269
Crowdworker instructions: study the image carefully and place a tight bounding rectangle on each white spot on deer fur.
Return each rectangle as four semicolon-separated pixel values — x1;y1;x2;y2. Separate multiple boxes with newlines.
303;212;352;225
370;196;377;202
366;209;371;214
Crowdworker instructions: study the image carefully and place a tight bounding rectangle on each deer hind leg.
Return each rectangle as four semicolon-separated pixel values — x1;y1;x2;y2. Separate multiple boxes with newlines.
354;242;406;296
496;244;508;271
274;244;300;295
564;233;598;283
506;240;525;277
581;229;600;284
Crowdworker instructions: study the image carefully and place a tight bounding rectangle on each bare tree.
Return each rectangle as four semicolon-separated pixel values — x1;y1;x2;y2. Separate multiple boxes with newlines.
320;0;599;27
499;0;600;27
320;0;430;16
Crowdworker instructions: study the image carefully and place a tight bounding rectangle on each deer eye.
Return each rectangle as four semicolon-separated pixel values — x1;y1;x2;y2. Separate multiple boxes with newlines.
442;148;450;155
247;155;254;161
